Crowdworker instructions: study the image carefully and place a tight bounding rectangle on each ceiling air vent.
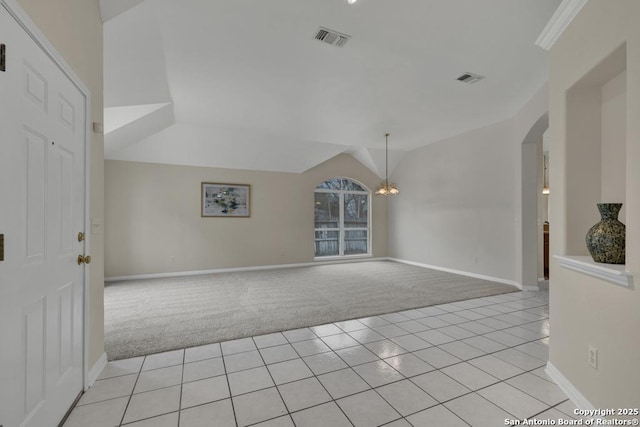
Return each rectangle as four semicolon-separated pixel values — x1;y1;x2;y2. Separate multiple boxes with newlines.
314;26;351;48
456;72;485;84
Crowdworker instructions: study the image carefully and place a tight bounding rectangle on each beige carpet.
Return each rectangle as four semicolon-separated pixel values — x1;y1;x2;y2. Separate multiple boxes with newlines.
104;261;517;360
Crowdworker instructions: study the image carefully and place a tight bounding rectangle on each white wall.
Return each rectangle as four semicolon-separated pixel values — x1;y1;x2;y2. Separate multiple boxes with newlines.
601;71;627;222
388;119;518;283
388;86;547;287
549;0;640;408
105;154;387;277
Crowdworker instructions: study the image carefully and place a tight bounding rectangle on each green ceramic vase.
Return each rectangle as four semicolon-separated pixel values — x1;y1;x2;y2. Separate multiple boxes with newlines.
585;203;625;264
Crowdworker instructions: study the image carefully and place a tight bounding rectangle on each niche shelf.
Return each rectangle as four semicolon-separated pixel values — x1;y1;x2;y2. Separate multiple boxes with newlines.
555;255;632;288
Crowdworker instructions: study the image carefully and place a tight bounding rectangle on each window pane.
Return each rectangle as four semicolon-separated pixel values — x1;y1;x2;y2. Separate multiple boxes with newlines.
314;192;339;228
316;178;343;190
344;230;368;255
343;180;365;191
316;178;366;191
343;194;368;228
315;230;339;256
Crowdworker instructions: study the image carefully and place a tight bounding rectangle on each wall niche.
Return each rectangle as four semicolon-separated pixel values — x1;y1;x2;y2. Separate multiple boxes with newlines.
557;43;631;287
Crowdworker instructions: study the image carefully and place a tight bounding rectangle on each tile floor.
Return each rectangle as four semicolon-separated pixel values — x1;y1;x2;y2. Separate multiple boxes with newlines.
64;290;581;427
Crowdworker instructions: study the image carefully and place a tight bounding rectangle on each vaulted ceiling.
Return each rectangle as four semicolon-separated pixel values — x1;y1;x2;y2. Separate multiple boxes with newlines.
101;0;560;175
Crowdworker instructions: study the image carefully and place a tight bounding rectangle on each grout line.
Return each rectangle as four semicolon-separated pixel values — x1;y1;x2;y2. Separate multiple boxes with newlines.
117;356;145;427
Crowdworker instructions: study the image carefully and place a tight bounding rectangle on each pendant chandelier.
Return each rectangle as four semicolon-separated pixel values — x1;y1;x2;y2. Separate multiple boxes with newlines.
375;133;399;196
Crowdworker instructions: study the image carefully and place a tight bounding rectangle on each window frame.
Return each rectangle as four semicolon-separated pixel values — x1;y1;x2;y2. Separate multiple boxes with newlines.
314;178;371;260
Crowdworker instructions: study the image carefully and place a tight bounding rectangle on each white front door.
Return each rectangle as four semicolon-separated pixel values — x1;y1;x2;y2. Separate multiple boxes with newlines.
0;5;86;427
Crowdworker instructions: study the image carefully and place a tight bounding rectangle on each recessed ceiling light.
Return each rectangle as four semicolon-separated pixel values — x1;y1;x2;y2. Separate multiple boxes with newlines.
347;0;358;4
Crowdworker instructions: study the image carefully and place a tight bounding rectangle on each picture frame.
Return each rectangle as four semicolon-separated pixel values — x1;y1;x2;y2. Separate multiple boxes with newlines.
201;182;250;217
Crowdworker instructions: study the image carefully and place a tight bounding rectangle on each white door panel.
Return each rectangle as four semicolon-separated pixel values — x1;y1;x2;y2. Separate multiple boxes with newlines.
0;5;86;427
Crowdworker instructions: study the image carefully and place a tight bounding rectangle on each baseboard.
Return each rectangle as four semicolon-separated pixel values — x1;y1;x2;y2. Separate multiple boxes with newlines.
86;352;108;390
388;257;521;289
105;257;389;282
545;361;596;411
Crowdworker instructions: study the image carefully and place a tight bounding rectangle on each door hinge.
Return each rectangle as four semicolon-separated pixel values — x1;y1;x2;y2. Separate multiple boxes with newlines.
0;44;6;72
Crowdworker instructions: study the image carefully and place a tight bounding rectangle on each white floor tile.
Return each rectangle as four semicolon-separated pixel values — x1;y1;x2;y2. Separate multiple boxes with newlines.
224;350;264;373
321;333;360;350
182;357;225;383
179;399;235;427
335;345;379;366
438;325;477;340
467;354;524;380
335;319;368;332
311;323;343;337
413;347;462;369
291;338;331;357
267;358;313;385
63;396;128;427
228;366;274;396
277;377;332;412
282;328;317;343
514;341;549;361
126;412;179;427
415;330;457;346
134;364;183;394
259;344;299;364
365;339;408;358
337;390;401;427
357;316;391;327
389;334;432;352
407;404;468;427
483;331;527;347
303;351;348;375
142;350;184;371
98;357;144;380
232;387;288;427
395;320;430;334
376;379;438;416
457;321;495;335
506;373;568;406
384;419;413;427
353;360;404;387
78;374;137;405
418;317;451;329
493;348;546;371
444;393;512;427
461;335;507;353
478;382;549;419
291;402;352;427
180;375;230;408
384;353;435;377
372;324;410;339
441;362;499;391
438;341;485;361
379;312;411;323
253;332;288;349
317;368;370;399
221;337;256;355
122;385;181;424
184;343;221;364
348;329;386;344
252;416;295;427
411;370;471;403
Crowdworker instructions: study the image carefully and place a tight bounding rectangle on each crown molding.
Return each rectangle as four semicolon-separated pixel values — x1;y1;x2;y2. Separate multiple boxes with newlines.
535;0;589;51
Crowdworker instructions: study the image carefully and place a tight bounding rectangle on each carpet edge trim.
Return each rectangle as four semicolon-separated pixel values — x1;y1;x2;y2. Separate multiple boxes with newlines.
388;257;522;289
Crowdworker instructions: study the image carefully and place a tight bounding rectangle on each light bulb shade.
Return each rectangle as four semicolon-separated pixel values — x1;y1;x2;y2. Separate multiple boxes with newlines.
375;182;399;196
542;187;550;195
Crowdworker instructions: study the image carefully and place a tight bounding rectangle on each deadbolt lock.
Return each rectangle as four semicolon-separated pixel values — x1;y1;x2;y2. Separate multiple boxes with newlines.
78;232;85;242
77;255;91;265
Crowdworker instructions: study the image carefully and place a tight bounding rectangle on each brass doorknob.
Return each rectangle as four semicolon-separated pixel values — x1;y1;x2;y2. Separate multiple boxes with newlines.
77;255;92;265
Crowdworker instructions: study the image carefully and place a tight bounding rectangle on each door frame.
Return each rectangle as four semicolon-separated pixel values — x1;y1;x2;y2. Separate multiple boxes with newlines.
1;0;93;391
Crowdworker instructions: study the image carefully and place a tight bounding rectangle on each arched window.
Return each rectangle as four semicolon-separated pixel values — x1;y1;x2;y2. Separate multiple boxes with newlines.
314;178;370;258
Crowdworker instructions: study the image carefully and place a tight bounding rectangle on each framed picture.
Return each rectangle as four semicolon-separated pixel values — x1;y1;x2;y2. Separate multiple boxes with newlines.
201;183;250;217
